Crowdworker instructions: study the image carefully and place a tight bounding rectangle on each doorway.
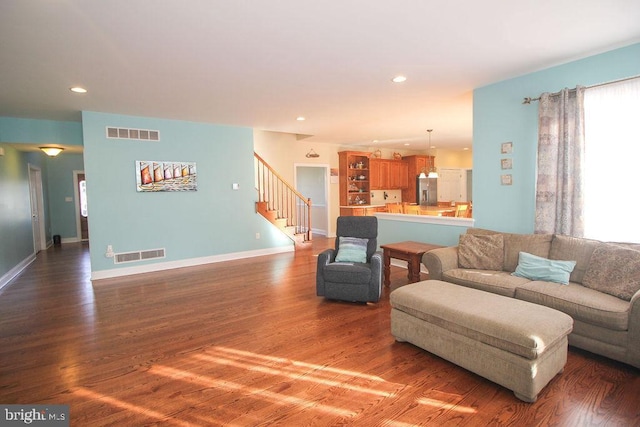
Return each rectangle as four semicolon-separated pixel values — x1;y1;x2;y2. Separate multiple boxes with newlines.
294;164;329;236
73;171;89;241
28;164;46;253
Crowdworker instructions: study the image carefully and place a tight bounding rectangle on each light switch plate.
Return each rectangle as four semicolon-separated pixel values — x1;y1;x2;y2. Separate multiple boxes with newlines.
232;183;239;190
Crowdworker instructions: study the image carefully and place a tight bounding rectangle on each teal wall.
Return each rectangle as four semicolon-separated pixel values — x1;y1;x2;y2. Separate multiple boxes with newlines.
473;43;640;234
0;144;52;279
0;145;35;277
378;218;469;247
82;111;291;274
0;117;83;146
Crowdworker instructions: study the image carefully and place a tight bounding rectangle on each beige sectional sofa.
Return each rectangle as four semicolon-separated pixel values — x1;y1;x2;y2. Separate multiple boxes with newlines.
422;228;640;369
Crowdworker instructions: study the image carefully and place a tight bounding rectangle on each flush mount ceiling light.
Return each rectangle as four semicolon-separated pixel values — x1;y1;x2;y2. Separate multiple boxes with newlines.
40;147;64;157
392;75;407;83
70;86;87;93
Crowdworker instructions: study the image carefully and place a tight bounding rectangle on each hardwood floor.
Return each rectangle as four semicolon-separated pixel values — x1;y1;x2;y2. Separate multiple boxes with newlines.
1;240;638;426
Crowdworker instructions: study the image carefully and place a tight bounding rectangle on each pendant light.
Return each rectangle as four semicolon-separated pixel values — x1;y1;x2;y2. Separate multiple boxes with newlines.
427;129;438;178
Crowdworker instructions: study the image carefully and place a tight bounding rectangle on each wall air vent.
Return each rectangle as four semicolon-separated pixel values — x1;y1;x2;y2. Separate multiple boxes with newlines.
106;127;160;141
114;248;166;264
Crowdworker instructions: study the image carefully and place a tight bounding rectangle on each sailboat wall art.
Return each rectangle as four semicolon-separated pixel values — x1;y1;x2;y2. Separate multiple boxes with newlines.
136;160;197;192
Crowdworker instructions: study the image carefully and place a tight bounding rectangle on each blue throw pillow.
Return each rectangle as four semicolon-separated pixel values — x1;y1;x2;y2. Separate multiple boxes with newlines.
335;237;369;263
512;251;576;285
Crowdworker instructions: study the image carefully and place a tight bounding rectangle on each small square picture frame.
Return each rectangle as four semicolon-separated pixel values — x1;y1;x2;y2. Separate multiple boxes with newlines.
501;174;513;186
501;142;513;154
501;158;512;170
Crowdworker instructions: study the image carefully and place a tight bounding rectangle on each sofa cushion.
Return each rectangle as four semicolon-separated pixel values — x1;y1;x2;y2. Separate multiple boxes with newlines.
458;234;504;270
515;281;629;331
549;235;601;284
443;269;531;298
466;228;553;272
512;252;576;285
335;237;368;263
582;244;640;301
323;262;372;284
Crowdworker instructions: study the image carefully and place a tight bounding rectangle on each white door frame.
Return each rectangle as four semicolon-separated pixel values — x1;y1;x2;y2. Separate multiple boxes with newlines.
294;163;330;237
28;164;47;252
73;170;86;241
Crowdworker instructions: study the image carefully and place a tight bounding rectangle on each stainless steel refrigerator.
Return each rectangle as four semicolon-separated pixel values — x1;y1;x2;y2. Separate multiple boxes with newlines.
417;177;437;206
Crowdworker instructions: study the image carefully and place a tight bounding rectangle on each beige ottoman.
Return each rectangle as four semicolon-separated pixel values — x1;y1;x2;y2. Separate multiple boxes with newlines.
390;280;573;402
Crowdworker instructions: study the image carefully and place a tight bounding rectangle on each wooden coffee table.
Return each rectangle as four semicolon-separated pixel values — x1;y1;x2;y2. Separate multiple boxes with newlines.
380;241;443;287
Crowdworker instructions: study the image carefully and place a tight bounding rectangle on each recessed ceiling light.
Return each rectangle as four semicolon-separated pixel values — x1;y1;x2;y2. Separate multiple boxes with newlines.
392;75;407;83
404;143;410;146
463;147;470;151
372;139;379;143
70;87;87;94
296;116;305;121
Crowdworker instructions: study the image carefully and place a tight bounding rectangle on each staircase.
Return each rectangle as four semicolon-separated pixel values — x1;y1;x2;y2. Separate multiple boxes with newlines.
254;152;312;248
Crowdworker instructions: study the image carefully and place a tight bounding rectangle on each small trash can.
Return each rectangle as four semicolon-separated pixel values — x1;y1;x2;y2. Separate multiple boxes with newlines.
53;235;61;246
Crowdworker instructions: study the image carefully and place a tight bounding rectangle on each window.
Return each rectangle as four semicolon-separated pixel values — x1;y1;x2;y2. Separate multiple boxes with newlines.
583;77;640;243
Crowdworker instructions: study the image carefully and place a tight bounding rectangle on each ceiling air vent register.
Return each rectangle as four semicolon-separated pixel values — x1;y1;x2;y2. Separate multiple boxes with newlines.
106;127;160;141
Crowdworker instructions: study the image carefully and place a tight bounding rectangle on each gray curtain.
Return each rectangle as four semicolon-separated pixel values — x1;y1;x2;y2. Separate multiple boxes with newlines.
535;87;586;236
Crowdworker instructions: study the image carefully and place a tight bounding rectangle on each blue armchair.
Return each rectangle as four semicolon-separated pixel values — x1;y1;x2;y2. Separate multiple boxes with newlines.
316;216;383;303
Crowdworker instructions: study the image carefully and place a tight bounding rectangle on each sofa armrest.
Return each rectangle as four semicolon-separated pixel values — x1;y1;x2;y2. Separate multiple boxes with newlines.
316;248;336;296
369;251;383;302
628;288;640;367
422;246;459;281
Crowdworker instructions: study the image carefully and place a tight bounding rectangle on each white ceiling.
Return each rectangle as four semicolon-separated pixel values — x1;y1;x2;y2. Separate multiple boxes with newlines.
1;1;639;150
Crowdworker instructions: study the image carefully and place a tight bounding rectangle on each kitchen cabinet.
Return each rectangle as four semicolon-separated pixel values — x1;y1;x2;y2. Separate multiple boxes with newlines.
369;159;381;190
389;160;409;189
370;159;408;190
339;151;371;206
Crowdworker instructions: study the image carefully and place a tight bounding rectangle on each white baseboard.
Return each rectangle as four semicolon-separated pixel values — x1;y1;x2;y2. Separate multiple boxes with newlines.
91;245;294;282
311;228;327;237
61;237;81;244
0;253;37;292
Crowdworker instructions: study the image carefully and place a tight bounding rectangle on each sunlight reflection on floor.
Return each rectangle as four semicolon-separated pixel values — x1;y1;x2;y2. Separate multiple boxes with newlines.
73;345;476;424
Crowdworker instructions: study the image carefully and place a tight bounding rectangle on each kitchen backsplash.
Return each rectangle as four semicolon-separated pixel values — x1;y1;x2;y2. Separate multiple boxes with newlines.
370;189;403;204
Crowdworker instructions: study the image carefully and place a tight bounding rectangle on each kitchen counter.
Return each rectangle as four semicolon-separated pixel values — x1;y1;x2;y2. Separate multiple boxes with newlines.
340;205;386;216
